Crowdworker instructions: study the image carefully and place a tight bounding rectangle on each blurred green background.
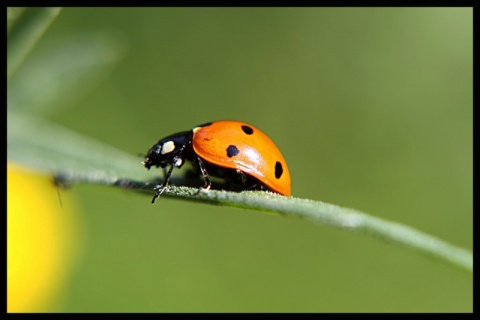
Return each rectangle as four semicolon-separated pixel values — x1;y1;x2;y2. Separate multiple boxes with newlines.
9;8;472;312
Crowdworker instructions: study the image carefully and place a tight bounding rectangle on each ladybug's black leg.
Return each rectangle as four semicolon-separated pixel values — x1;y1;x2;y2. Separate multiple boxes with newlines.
151;164;174;203
162;166;167;178
236;169;248;186
151;156;183;204
195;156;212;191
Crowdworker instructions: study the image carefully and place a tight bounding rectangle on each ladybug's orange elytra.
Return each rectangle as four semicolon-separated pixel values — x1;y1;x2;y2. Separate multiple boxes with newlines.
192;121;291;196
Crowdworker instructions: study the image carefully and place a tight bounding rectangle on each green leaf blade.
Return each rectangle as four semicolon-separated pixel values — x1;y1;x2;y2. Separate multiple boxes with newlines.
7;7;62;80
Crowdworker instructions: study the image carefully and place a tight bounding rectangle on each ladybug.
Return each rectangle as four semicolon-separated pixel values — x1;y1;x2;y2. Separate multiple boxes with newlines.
142;120;291;203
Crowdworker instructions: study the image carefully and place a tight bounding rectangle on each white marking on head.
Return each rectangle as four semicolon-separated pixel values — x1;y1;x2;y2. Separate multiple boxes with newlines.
161;141;175;154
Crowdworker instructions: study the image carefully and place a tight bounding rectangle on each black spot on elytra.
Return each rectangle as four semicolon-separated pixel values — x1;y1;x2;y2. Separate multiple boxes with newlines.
275;161;283;179
241;125;254;135
226;145;240;157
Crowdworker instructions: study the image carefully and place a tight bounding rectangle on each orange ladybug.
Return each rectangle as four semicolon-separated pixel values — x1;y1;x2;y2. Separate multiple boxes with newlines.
143;120;291;203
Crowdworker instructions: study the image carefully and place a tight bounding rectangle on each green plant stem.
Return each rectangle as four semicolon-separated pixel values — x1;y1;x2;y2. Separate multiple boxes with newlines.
156;186;474;273
55;173;474;273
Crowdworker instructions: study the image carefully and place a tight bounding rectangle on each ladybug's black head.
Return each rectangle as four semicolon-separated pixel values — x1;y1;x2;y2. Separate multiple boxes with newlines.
143;131;193;170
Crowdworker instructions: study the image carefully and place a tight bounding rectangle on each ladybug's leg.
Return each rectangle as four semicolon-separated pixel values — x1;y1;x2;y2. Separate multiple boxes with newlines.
151;165;174;203
236;169;248;185
162;166;167;178
195;156;212;191
151;156;183;204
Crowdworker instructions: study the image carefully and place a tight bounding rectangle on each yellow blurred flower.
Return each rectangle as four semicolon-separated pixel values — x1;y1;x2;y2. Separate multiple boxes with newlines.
7;162;82;312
